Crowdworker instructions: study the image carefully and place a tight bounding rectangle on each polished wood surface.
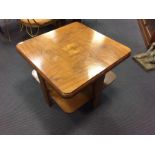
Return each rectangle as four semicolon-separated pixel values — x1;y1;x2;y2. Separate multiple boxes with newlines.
32;69;116;88
49;83;92;113
16;22;131;97
32;69;116;113
138;19;155;48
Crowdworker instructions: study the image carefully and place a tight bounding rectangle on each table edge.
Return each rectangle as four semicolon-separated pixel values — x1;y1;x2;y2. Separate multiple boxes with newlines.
16;44;131;98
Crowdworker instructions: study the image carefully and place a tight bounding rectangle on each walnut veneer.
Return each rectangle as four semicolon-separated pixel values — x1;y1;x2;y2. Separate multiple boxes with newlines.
16;22;131;113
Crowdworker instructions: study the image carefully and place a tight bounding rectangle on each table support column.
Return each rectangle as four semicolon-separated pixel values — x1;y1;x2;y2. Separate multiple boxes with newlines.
37;72;52;107
92;75;105;107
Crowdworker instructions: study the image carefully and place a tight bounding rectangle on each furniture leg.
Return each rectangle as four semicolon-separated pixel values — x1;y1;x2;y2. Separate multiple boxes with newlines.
92;71;116;107
37;72;52;106
92;75;105;107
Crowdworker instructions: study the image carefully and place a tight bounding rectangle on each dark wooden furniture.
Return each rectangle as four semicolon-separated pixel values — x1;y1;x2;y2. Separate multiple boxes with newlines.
16;22;131;113
138;19;155;48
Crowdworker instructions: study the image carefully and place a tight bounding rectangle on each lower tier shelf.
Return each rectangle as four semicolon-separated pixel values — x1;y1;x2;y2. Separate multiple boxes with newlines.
32;70;116;113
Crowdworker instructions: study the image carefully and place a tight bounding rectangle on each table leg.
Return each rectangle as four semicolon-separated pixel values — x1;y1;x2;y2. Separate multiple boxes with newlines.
37;72;52;106
92;75;105;107
33;70;116;112
92;71;116;107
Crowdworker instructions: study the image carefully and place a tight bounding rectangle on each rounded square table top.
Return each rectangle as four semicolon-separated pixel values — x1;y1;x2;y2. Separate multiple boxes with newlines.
16;22;131;97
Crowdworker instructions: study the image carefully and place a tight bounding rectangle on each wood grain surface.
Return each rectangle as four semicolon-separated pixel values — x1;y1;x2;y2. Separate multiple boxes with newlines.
16;22;131;97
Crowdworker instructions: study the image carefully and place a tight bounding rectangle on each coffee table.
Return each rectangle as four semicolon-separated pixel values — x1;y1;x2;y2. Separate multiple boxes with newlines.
16;22;131;113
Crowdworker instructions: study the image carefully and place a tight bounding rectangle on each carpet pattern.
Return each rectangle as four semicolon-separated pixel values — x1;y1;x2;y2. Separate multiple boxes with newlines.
0;19;155;135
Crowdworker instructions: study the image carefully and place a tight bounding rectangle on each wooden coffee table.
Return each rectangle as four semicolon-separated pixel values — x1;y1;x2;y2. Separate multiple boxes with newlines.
16;22;131;113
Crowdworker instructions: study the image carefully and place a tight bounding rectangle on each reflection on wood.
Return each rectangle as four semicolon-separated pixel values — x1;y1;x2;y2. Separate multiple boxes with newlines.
17;22;131;97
